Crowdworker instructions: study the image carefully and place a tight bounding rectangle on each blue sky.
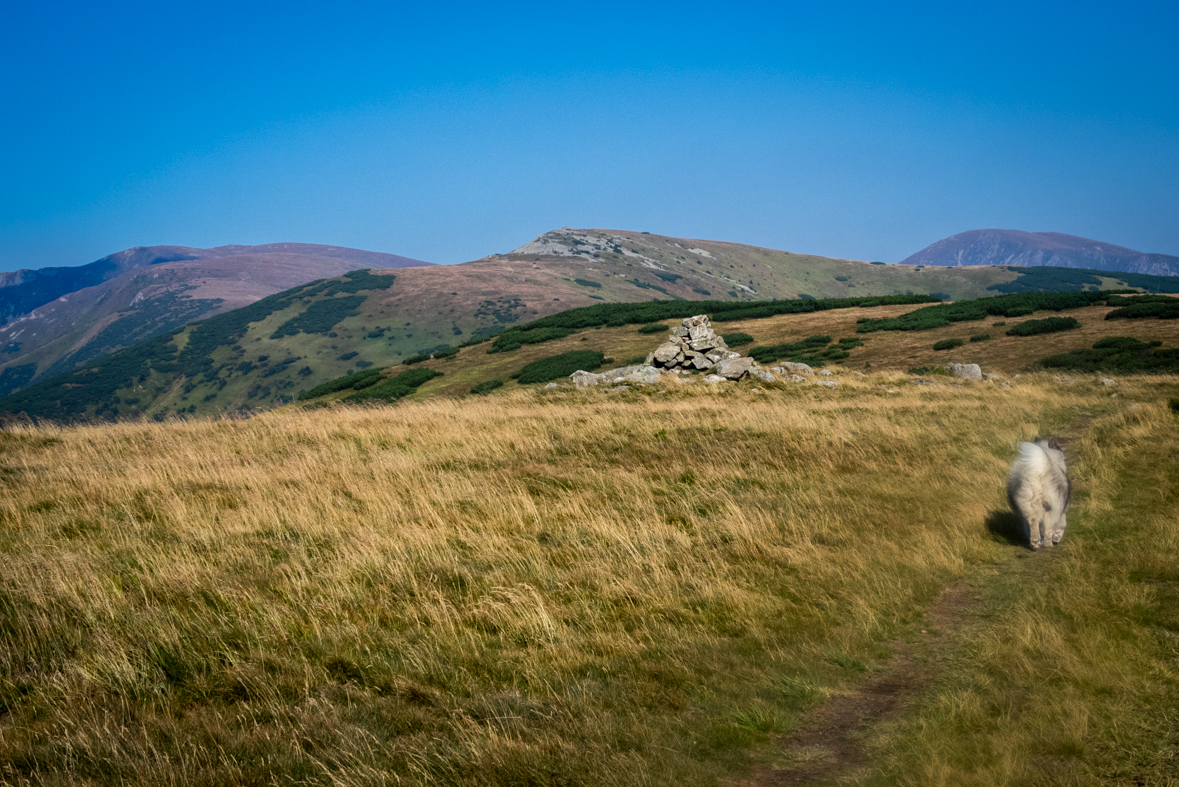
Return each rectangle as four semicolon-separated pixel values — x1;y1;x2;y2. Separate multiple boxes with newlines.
2;1;1177;270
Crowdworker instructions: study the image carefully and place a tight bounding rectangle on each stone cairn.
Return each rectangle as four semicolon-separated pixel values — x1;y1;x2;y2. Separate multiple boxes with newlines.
646;315;738;371
645;315;775;382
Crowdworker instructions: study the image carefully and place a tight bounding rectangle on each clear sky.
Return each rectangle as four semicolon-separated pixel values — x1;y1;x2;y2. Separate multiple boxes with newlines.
2;1;1177;271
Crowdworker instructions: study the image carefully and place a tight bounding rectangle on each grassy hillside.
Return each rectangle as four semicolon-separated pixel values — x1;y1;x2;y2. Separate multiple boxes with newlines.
3;225;1178;421
288;292;1179;410
1;371;1176;785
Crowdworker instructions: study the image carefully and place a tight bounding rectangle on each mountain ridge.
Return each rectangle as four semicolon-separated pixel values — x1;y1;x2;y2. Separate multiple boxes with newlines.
901;229;1179;276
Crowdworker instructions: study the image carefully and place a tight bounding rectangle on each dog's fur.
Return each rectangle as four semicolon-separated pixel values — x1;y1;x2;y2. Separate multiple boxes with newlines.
1007;437;1071;550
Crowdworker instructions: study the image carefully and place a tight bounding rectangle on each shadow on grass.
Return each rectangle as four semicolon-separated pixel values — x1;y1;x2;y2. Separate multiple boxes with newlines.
985;509;1029;549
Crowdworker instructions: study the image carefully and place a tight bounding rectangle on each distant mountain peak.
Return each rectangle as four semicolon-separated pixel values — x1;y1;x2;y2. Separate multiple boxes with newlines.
901;229;1179;277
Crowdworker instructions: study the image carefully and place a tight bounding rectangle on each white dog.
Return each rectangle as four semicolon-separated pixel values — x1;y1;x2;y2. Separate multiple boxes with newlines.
1007;437;1071;550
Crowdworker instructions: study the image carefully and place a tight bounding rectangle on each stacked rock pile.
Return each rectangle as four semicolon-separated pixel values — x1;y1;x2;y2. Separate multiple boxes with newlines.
646;315;741;372
646;315;775;382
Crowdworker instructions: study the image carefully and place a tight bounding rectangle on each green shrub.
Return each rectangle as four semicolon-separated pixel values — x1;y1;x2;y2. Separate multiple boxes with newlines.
402;354;432;365
721;332;754;347
748;336;832;365
298;368;383;401
349;368;442;403
490;326;578;353
1041;337;1179;374
835;276;850;282
1006;317;1080;337
513;351;606;384
470;380;504;395
270;296;366;339
655;272;682;283
1104;295;1179;320
933;339;963;351
638;324;668;334
573;278;602;288
908;366;951;376
432;346;459;360
970;334;990;342
992;322;1006;327
857;291;1108;334
837;337;864;348
624;355;649;365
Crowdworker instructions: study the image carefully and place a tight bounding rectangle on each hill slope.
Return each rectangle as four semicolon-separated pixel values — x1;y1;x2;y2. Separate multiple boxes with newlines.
0;244;432;393
902;229;1179;276
2;227;1177;421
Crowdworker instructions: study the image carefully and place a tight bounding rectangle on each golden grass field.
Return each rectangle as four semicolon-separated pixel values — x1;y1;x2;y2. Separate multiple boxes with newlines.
2;365;1177;785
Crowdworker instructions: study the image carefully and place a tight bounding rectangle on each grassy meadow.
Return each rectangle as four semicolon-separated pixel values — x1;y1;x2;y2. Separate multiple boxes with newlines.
1;371;1177;784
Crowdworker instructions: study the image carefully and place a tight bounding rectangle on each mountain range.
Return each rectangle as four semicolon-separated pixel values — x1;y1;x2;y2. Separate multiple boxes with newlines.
1;226;1176;420
901;230;1179;276
0;243;431;393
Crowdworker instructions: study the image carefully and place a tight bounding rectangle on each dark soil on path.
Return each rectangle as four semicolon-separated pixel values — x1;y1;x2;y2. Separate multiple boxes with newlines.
746;583;979;786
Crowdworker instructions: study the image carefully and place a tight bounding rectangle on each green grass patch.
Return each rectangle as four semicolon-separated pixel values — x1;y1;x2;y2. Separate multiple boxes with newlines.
933;338;964;351
748;335;832;365
638;324;669;334
969;333;990;342
1104;294;1179;320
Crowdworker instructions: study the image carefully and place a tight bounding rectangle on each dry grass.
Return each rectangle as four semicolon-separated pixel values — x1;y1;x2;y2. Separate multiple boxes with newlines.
0;371;1176;784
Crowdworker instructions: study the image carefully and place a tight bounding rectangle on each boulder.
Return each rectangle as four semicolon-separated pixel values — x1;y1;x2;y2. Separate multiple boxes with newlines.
703;374;727;384
691;355;714;370
570;370;604;388
816;380;838;388
653;343;681;364
819;369;832;376
945;363;982;381
778;362;813;376
750;368;776;383
1099;376;1115;386
715;357;755;380
787;374;807;383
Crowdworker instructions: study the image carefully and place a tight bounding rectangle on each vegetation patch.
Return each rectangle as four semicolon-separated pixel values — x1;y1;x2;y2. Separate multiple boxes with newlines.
470;380;504;395
933;338;964;351
721;332;754;347
638;324;669;334
573;279;601;289
513;350;605;384
1104;294;1179;320
1005;316;1080;336
1040;337;1179;373
270;295;366;339
989;265;1179;294
348;368;442;403
748;335;833;365
969;333;990;342
857;291;1110;333
402;354;432;365
298;369;384;400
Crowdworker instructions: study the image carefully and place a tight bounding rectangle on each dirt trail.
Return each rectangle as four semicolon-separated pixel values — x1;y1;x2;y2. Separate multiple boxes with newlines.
741;584;978;786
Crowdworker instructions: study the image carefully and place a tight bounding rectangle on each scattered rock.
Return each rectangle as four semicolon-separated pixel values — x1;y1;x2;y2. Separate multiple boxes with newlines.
820;369;833;376
750;368;777;383
945;363;982;381
984;372;1001;381
774;362;813;376
569;365;662;388
911;378;940;386
787;374;807;383
816;380;838;388
1099;377;1115;386
606;385;630;392
545;382;560;389
703;374;727;384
